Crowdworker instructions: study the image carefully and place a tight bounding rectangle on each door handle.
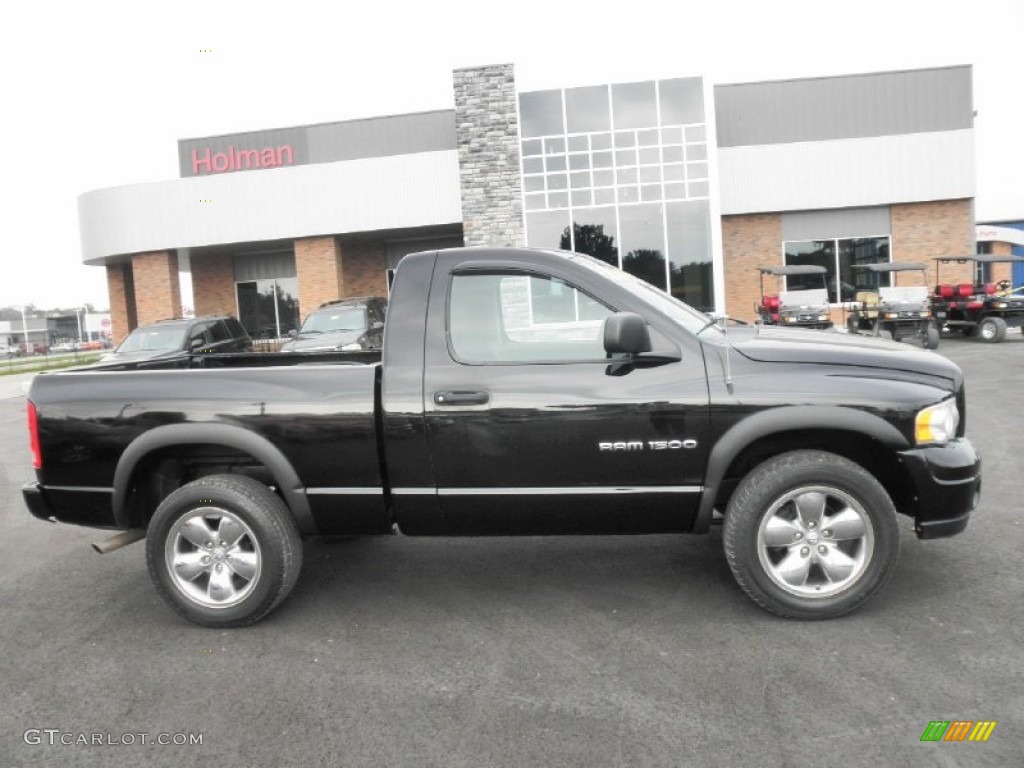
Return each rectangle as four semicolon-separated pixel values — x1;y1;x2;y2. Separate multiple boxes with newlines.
434;390;490;406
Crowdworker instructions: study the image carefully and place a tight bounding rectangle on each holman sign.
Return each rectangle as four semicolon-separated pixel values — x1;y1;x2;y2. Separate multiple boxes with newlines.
190;145;295;175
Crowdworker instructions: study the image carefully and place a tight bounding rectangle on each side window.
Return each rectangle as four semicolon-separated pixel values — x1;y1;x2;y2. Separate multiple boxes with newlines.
209;321;231;342
449;273;612;363
188;322;213;346
224;318;246;338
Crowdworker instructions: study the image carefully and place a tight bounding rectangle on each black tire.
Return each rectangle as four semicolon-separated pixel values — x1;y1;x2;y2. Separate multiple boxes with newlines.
977;316;1007;343
723;450;899;619
924;326;940;350
146;474;303;627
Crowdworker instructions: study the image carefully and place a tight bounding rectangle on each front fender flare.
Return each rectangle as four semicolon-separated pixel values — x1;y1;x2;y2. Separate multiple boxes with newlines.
694;405;909;533
112;423;316;535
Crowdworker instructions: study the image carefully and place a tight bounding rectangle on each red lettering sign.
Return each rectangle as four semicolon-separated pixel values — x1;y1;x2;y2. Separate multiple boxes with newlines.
191;145;295;175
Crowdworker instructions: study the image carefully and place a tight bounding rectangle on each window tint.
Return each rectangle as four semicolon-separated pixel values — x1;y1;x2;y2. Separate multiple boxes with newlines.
449;274;613;364
209;320;231;342
188;322;214;346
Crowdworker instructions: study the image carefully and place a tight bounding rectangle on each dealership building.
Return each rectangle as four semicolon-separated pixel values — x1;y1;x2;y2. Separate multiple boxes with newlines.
78;63;982;343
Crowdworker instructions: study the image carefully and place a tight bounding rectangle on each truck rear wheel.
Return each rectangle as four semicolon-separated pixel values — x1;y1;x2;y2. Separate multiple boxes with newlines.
723;450;899;619
978;316;1007;343
146;474;302;627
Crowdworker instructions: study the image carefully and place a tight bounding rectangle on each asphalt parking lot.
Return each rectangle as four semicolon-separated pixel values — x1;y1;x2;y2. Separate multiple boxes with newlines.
1;333;1021;767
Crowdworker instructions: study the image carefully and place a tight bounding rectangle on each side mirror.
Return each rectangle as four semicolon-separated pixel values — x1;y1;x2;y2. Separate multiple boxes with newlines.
288;329;298;338
603;312;652;355
370;321;384;331
189;337;205;351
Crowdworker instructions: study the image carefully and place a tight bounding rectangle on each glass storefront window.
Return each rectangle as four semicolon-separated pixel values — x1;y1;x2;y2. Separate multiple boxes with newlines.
520;90;564;137
520;77;714;308
565;86;611;134
236;277;299;340
667;201;713;312
620;203;667;290
658;78;705;125
612;81;657;129
784;238;890;303
568;208;619;267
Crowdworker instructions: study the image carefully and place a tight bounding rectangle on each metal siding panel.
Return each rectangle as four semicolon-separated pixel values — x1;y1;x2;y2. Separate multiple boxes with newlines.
233;251;296;281
716;66;973;147
718;130;975;215
782;208;891;240
306;111;456;163
79;151;463;264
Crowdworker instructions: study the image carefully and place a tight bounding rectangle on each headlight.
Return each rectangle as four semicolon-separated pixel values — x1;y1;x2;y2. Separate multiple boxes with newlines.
340;342;363;351
784;316;797;324
915;398;959;445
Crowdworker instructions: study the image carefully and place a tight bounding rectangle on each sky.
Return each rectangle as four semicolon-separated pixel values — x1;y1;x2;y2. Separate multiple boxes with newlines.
2;0;1021;310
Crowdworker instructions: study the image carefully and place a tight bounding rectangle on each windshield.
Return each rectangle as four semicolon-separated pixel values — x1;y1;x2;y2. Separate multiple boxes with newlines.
566;252;715;335
301;307;368;334
116;326;188;353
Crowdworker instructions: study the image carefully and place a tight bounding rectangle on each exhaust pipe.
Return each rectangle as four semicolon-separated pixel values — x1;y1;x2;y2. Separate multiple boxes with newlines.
92;529;146;554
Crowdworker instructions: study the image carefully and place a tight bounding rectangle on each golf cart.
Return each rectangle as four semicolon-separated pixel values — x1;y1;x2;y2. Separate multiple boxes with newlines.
846;262;939;349
931;254;1024;343
756;265;833;329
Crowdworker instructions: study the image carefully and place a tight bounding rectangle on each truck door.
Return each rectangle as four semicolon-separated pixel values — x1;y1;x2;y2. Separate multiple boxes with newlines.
411;254;710;536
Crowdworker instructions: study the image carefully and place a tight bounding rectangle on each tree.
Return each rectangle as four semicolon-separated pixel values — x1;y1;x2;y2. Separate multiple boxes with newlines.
560;223;619;267
622;249;667;289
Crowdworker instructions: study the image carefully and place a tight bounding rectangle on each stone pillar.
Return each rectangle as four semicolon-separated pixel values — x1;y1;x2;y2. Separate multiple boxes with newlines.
131;251;181;326
191;252;237;317
452;63;525;248
295;236;344;320
105;263;137;345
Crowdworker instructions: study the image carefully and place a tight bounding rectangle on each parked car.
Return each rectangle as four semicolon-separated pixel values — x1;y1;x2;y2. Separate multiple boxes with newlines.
0;343;21;357
50;342;78;354
101;316;252;363
279;296;387;353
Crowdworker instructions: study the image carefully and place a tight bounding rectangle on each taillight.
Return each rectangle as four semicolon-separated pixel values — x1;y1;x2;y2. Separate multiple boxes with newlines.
27;400;41;469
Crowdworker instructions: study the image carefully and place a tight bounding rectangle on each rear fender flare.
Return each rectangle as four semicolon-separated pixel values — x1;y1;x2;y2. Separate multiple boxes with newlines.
695;406;909;533
112;423;315;535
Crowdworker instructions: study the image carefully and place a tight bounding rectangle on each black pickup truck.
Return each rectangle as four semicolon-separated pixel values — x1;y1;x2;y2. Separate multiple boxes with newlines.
23;247;980;626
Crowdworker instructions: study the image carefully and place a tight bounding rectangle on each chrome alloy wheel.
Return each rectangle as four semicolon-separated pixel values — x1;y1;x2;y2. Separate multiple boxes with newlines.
164;508;262;608
756;486;874;598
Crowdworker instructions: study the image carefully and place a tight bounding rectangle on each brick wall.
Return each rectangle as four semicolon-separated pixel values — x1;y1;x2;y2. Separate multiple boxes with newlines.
295;236;344;319
891;199;975;287
105;264;136;345
130;251;180;326
191;253;237;317
721;213;783;322
338;239;387;298
453;63;525;248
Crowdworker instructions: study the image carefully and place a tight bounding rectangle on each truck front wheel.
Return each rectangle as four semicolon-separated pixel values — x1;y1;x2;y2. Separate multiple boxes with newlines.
723;450;899;619
146;474;303;627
